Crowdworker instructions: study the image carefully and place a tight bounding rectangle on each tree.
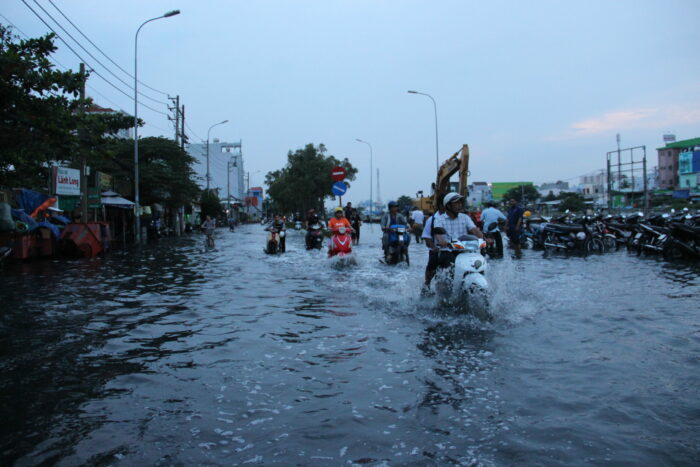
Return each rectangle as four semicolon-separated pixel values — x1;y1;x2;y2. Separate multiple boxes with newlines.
502;184;539;203
94;137;200;207
265;143;357;215
559;192;585;212
543;190;557;202
0;25;133;189
200;190;222;220
396;195;414;212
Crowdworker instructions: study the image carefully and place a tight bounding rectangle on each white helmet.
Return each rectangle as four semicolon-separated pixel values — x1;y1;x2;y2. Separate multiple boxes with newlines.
443;192;464;206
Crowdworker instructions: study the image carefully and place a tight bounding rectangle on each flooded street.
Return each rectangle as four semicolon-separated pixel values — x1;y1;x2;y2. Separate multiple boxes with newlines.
1;224;699;465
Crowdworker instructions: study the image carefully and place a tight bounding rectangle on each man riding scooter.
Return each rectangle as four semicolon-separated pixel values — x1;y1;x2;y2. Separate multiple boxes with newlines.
328;207;353;257
380;201;411;263
265;214;287;253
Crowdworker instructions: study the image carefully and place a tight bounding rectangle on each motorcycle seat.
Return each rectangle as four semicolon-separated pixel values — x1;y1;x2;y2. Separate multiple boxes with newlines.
544;224;583;233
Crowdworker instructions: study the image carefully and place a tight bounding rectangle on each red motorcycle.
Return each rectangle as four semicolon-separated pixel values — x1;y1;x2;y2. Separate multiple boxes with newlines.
328;226;353;257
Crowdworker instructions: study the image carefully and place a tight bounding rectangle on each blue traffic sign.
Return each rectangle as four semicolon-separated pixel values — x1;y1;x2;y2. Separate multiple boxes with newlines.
331;181;347;196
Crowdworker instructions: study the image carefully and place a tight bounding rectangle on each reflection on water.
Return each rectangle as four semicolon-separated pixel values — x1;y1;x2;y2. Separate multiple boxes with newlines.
1;225;698;465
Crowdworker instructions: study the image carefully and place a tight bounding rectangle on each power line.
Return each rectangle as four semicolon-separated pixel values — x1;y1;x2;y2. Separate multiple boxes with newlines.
46;0;170;97
185;122;204;143
20;0;168;117
29;0;167;106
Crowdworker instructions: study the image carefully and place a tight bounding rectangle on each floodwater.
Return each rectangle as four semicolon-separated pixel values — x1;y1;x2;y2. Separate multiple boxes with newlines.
1;224;698;466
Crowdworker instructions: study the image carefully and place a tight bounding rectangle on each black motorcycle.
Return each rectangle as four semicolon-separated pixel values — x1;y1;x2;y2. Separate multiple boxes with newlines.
305;223;324;250
540;216;604;255
483;221;503;258
663;220;700;260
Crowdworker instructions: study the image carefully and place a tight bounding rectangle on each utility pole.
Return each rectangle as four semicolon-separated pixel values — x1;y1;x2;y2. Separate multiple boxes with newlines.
79;62;88;223
180;104;185;150
168;95;180;144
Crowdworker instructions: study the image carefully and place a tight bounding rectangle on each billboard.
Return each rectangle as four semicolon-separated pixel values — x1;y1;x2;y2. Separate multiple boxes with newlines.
53;166;80;196
491;182;533;200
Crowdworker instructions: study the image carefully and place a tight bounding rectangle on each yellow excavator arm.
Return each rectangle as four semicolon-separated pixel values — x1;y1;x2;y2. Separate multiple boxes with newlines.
412;144;470;214
433;144;470;209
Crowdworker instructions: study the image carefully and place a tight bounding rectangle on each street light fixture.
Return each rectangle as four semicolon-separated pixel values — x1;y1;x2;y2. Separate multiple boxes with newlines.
206;119;228;191
407;90;439;172
133;9;180;243
355;138;373;222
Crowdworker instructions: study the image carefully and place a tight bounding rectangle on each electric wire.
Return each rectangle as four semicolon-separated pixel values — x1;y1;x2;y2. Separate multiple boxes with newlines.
46;0;170;97
20;0;169;117
2;11;172;133
29;0;167;105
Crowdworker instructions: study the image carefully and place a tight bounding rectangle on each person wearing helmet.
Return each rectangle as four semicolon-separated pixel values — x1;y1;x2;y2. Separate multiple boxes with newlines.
380;201;410;258
329;206;352;231
431;192;486;248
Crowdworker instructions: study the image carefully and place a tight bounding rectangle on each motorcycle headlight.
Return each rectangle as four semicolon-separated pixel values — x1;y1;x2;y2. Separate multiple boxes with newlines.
473;260;482;269
576;232;586;241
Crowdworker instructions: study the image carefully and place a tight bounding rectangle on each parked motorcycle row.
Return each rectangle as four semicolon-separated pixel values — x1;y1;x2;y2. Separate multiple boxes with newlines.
517;209;700;261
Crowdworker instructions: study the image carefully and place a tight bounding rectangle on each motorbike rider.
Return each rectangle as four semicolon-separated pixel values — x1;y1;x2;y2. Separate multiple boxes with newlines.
265;214;286;252
481;201;506;257
201;215;217;247
329;206;352;231
410;206;425;243
380;201;410;260
422;193;487;291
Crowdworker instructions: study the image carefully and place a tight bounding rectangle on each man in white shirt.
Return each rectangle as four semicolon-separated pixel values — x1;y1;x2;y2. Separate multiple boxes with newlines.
480;201;506;257
410;207;425;243
432;192;485;245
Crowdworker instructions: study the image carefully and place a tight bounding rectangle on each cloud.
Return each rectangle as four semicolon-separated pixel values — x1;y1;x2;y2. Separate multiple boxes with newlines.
547;104;700;140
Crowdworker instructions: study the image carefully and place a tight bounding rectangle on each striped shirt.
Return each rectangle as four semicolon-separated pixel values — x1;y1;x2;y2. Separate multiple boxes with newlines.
433;212;476;242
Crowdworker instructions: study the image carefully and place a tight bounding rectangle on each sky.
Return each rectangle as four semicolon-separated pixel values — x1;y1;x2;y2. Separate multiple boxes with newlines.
3;0;700;205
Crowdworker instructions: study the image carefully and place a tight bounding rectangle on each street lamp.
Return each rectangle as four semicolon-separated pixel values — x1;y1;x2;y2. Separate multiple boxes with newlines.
407;90;439;172
134;9;180;243
355;138;373;222
206;119;228;191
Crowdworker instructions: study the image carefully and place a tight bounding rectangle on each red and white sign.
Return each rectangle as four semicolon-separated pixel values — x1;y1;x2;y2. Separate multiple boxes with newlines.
330;166;346;181
53;166;80;196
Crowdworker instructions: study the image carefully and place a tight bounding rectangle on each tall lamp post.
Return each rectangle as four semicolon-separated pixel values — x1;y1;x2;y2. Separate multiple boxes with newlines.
355;138;373;222
134;9;180;243
407;90;439;172
206;120;228;191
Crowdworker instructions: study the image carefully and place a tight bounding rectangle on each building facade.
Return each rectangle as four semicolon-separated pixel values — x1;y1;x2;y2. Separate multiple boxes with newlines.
186;140;245;203
657;137;700;190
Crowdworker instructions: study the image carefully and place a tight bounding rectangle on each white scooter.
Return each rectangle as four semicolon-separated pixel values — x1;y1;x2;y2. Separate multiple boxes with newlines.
434;230;490;319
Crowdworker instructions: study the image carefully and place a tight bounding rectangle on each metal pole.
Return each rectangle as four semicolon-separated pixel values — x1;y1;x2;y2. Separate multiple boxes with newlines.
355;139;373;223
408;90;439;172
134;10;180;244
206;119;228;192
643;146;648;215
227;160;231;219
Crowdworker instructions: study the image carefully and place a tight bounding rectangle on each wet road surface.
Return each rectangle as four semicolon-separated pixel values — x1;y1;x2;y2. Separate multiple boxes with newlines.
1;224;699;465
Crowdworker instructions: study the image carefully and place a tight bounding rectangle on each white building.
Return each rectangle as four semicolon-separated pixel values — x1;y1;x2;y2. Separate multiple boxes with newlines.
186;139;245;203
537;180;569;198
467;182;491;206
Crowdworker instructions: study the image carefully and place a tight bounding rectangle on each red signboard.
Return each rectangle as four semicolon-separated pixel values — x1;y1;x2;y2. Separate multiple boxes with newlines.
330;166;346;181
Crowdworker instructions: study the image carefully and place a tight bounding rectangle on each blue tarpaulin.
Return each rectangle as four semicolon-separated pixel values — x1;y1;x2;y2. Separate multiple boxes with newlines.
11;209;38;231
15;189;49;213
